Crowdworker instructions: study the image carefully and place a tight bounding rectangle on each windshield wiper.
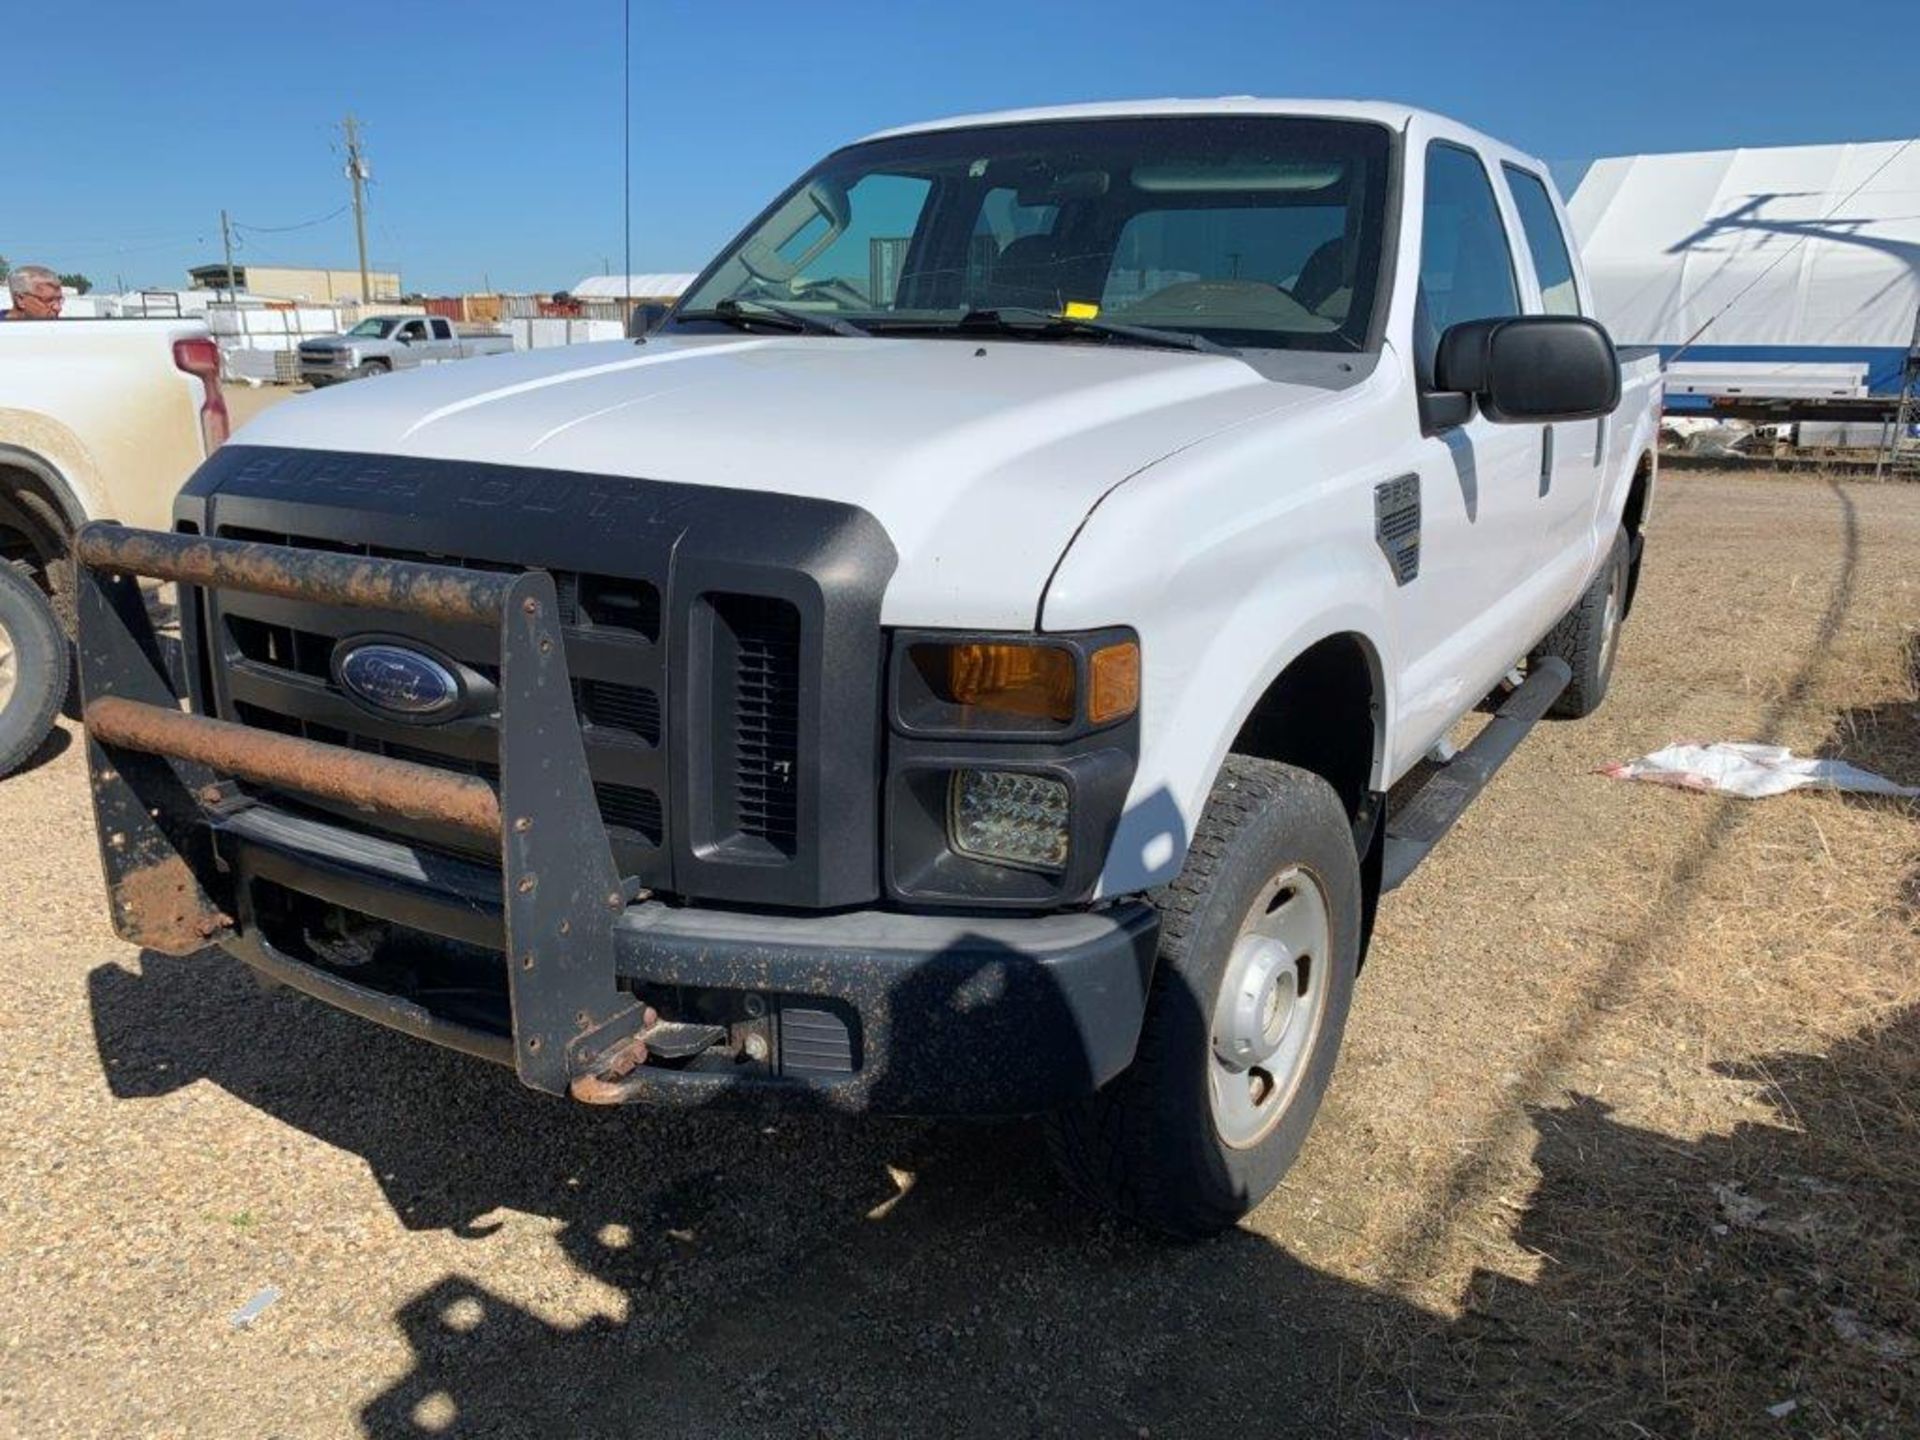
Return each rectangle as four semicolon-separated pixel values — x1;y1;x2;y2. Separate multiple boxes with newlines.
953;307;1239;357
675;297;869;337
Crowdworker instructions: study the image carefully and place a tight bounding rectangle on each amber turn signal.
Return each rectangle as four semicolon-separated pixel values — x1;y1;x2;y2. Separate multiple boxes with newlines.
1087;641;1140;724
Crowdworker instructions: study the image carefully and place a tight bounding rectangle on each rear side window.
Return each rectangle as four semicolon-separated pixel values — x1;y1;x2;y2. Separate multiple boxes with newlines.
430;318;454;339
1417;143;1520;372
1503;165;1581;316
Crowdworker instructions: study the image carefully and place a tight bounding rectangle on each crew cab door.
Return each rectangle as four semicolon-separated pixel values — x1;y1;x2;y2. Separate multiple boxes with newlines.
425;316;461;362
1394;140;1545;748
393;318;433;365
1500;162;1605;612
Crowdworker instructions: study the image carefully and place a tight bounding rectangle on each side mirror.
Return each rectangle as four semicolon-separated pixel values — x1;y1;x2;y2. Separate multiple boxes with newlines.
1434;315;1620;424
628;301;669;339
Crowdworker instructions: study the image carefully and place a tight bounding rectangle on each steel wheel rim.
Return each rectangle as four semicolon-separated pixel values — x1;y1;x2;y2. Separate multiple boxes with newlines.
0;616;17;715
1208;864;1333;1150
1599;558;1624;672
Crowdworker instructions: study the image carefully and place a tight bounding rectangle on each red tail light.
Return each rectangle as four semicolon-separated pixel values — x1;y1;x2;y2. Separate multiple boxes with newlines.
172;337;230;453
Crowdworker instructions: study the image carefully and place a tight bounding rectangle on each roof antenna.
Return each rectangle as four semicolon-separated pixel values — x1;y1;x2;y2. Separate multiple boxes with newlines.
623;0;633;334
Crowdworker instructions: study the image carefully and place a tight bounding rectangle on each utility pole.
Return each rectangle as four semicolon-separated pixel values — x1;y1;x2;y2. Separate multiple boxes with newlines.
344;114;372;303
220;208;237;301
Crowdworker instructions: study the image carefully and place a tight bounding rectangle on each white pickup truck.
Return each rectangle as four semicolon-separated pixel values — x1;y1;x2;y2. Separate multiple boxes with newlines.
0;316;227;773
77;99;1659;1236
297;315;514;385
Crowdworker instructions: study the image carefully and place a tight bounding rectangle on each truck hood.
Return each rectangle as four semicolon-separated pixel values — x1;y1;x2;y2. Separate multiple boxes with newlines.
299;336;355;350
241;334;1329;626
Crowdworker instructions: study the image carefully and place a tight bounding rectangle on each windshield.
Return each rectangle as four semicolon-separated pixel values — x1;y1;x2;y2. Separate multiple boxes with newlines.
674;116;1393;352
346;318;397;337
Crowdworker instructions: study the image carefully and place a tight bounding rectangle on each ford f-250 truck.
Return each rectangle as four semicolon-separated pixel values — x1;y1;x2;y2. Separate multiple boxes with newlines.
298;315;513;386
77;100;1659;1236
0;316;228;775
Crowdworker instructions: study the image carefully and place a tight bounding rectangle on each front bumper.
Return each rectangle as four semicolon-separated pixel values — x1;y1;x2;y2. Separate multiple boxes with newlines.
220;801;1157;1114
73;522;1157;1115
297;351;353;381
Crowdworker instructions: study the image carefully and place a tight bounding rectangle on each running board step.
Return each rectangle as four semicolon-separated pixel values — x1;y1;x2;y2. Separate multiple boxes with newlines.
1381;656;1571;892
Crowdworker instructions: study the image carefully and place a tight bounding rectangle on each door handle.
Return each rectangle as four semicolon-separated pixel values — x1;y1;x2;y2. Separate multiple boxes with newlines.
1538;427;1553;497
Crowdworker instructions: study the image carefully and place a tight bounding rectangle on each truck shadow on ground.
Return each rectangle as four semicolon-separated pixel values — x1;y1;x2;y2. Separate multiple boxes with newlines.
88;948;1920;1437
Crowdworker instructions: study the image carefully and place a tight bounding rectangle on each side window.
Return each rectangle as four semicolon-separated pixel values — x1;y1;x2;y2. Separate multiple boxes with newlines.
400;319;428;342
430;318;454;340
1417;143;1520;372
1502;165;1581;316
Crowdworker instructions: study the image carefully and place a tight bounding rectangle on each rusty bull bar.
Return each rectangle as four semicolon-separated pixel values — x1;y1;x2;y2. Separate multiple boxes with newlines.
83;697;504;838
74;521;658;1097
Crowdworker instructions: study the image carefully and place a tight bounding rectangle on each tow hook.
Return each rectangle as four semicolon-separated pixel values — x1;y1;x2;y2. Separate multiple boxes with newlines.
569;1009;730;1104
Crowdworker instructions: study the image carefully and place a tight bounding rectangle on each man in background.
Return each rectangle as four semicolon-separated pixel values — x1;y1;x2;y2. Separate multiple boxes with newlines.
2;266;66;319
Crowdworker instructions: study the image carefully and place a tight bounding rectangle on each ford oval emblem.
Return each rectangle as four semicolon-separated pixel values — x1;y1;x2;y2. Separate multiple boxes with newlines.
334;642;462;720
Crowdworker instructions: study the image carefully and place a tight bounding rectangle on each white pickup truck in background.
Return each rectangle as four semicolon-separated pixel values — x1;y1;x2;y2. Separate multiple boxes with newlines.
77;99;1660;1236
0;317;227;773
298;315;514;385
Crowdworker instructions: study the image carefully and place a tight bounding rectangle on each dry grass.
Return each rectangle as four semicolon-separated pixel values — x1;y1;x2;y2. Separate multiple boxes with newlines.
1337;472;1920;1436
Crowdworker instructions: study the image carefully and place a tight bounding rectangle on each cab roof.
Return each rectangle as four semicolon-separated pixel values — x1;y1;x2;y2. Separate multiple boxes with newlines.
857;97;1435;144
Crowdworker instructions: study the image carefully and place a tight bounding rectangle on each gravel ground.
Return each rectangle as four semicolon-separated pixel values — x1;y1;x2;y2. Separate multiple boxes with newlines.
1;468;1915;1438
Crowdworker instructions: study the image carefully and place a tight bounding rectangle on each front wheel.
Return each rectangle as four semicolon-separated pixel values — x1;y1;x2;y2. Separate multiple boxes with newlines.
0;560;69;777
1533;526;1630;719
1046;757;1361;1238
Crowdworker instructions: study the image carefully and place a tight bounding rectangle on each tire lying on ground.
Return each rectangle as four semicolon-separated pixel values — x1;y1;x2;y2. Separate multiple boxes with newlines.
1047;756;1362;1238
0;559;69;777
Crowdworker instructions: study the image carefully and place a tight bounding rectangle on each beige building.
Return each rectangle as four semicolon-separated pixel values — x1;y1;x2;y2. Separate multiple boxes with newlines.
188;263;403;303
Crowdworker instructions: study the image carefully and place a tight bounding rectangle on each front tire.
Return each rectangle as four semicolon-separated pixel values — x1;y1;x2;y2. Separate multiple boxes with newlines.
1047;757;1361;1238
1533;526;1630;719
0;560;69;777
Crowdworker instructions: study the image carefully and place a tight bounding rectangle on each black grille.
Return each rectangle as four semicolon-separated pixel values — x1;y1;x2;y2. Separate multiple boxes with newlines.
716;595;801;855
213;526;665;873
593;782;664;844
579;679;661;746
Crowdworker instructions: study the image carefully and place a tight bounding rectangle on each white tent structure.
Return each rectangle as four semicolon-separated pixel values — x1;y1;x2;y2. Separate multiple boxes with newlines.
1569;139;1920;394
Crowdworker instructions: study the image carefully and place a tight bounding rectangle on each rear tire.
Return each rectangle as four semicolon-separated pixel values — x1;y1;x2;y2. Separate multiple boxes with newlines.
1046;756;1362;1238
0;560;69;777
1534;526;1629;720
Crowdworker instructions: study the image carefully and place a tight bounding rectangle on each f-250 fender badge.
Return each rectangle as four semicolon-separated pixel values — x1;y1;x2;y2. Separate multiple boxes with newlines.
332;640;465;721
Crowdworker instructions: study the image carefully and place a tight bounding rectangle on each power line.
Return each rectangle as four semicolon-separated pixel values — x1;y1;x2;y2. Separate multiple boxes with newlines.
232;203;351;234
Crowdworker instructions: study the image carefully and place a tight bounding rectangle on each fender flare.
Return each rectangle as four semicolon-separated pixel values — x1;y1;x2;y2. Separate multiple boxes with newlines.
1097;607;1395;898
0;441;91;537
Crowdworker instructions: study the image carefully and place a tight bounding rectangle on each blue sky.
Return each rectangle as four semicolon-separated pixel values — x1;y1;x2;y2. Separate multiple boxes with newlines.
6;0;1911;295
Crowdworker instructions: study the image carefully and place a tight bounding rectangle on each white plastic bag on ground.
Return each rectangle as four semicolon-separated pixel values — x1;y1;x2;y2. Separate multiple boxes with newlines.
1599;743;1919;799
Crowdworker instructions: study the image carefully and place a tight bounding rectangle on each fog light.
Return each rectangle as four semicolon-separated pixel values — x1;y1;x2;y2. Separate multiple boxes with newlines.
948;769;1071;872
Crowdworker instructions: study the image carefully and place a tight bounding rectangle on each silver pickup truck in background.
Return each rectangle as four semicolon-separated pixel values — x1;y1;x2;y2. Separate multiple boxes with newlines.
298;315;514;386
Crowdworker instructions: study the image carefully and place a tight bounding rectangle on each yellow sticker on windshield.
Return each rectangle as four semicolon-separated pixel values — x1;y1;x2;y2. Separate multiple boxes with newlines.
1059;301;1100;321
